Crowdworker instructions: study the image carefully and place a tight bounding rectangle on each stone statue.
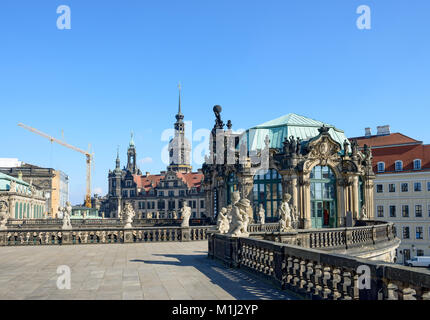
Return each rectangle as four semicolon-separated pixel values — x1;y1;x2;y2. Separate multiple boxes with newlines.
351;140;358;156
289;136;297;154
9;180;16;192
216;207;230;234
296;137;302;155
343;139;350;155
122;202;135;228
278;193;293;232
361;204;368;220
61;201;72;230
283;137;290;154
180;201;192;227
258;204;265;225
0;200;9;230
173;211;178;219
227;192;250;237
155;211;160;219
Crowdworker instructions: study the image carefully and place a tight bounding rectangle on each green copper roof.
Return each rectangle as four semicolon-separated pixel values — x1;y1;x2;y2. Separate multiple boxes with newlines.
0;172;30;191
242;113;349;151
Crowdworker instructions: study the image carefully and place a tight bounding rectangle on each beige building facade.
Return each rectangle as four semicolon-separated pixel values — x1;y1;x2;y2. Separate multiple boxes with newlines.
351;126;430;265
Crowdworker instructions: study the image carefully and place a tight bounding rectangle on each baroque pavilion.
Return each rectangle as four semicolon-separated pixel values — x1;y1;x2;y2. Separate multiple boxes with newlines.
202;107;375;229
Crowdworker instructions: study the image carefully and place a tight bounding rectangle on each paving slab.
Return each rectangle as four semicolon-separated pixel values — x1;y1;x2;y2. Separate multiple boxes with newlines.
0;242;296;300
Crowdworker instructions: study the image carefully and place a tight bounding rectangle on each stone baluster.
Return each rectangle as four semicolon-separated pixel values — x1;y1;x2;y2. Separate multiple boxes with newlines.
322;266;332;299
305;262;314;294
402;288;416;300
331;268;342;300
422;291;430;300
299;260;307;290
386;283;398;300
292;258;300;287
341;271;352;300
286;257;294;286
312;264;323;298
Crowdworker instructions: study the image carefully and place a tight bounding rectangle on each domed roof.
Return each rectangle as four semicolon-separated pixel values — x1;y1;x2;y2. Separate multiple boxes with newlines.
242;113;349;151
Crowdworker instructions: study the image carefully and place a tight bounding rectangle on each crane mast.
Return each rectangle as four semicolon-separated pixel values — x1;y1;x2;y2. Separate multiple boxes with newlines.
18;123;93;208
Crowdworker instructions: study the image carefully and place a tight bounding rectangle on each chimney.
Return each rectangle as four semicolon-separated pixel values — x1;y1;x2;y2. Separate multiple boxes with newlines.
365;128;372;137
376;125;390;136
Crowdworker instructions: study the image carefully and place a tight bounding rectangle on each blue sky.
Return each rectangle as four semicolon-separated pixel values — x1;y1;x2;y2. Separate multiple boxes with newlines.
1;1;430;204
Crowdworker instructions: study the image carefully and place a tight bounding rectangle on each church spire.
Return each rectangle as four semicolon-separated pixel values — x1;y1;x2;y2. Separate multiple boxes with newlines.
129;131;135;147
115;146;121;172
174;82;185;133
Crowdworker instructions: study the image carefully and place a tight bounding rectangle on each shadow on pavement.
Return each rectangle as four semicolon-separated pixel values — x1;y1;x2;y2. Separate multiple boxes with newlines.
130;251;297;300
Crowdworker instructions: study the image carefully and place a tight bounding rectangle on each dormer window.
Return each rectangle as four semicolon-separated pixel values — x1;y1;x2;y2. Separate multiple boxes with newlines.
377;162;385;173
413;159;422;170
126;180;132;187
395;160;403;172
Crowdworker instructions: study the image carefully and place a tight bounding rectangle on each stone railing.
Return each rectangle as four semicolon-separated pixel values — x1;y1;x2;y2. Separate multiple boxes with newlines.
0;225;214;246
6;218;211;229
247;221;397;260
208;233;430;300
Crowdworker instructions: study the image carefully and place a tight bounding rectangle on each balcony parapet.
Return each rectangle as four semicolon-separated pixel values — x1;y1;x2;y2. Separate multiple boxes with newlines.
0;225;214;246
208;233;429;300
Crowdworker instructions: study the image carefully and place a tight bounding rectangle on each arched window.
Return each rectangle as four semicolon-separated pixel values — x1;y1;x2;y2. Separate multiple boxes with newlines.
395;160;403;172
253;169;282;222
377;162;385;173
413;159;422;170
310;166;337;228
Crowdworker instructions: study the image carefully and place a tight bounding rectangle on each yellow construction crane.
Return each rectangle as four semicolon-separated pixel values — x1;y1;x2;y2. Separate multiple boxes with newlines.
18;123;94;208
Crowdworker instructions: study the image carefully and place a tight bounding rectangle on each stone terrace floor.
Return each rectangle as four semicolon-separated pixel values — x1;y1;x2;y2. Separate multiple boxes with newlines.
0;241;297;300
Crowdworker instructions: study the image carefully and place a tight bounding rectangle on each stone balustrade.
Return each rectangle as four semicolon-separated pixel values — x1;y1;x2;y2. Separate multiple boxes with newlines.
0;225;213;246
208;233;430;300
6;218;210;229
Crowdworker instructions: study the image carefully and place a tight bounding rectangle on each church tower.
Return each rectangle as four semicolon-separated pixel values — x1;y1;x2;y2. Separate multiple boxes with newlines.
168;83;192;173
126;132;138;174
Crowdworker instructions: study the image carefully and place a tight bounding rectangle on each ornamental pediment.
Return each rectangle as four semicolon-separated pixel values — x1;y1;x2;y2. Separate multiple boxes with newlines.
306;130;341;159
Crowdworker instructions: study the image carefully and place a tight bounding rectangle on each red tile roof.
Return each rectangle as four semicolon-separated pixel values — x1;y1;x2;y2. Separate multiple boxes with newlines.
349;133;430;174
350;133;420;148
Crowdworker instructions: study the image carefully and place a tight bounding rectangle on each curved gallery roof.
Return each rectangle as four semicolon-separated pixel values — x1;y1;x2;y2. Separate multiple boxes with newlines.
241;113;349;152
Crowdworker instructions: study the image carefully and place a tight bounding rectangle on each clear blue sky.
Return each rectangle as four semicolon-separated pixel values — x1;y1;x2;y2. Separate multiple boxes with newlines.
1;1;429;204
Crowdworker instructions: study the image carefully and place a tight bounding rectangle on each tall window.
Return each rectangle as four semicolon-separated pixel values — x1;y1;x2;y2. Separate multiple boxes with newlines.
388;184;396;193
395;161;403;172
377;162;385;173
376;184;383;193
416;227;423;240
413;159;422;170
253;169;282;222
401;183;408;192
414;182;422;192
415;205;423;217
310;166;337;228
377;206;384;217
402;205;409;217
389;205;396;217
403;226;410;239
